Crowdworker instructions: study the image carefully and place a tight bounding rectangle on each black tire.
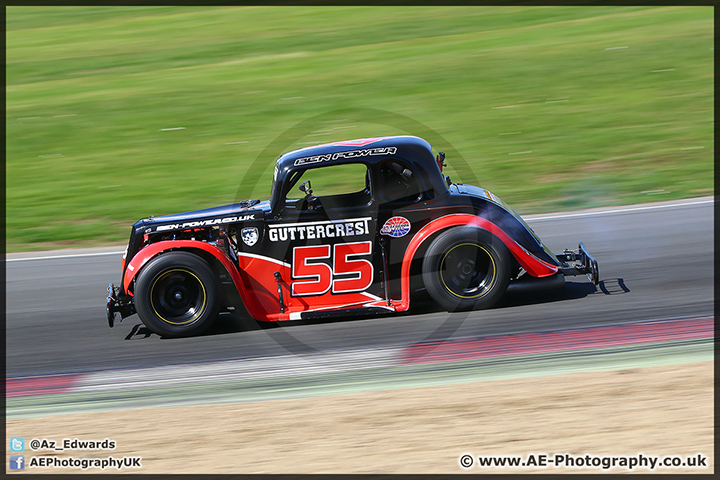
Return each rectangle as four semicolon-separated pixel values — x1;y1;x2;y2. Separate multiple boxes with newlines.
422;226;511;312
135;251;220;337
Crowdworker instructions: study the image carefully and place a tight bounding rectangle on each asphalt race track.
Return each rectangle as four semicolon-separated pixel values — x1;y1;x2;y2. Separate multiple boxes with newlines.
6;198;713;378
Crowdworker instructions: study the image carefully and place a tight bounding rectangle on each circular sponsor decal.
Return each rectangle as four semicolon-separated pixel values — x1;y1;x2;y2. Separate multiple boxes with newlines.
380;216;411;238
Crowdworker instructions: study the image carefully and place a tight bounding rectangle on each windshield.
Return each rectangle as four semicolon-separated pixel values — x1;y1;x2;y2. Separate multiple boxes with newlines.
269;161;280;209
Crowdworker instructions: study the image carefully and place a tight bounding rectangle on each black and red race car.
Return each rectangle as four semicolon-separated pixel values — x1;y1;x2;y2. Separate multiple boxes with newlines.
107;136;598;337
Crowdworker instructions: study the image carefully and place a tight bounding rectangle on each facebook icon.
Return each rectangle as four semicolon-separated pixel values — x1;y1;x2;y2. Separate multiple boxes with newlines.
10;455;25;470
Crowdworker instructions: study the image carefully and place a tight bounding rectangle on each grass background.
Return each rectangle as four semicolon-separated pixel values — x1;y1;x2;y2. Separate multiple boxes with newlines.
6;6;714;251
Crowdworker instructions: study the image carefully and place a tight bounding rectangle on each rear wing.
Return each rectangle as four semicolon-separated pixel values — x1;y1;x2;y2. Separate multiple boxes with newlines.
556;242;599;285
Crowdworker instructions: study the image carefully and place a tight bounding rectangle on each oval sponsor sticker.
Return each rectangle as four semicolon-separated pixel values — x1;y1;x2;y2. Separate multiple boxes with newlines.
380;216;411;238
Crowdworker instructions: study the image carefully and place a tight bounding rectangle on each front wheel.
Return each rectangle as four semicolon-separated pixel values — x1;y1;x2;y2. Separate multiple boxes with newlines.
135;251;220;337
422;227;511;312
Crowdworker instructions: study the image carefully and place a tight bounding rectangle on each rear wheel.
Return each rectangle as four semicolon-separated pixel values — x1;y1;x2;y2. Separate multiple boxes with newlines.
135;252;220;337
422;227;510;312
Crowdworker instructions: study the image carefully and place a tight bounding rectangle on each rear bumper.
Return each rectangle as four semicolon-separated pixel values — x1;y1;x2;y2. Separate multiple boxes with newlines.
556;242;599;285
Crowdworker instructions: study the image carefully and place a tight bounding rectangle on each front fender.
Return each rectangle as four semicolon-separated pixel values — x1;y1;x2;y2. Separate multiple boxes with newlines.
123;241;242;296
123;240;284;322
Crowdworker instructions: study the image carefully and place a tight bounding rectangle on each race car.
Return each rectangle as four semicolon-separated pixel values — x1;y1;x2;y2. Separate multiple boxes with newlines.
107;135;598;337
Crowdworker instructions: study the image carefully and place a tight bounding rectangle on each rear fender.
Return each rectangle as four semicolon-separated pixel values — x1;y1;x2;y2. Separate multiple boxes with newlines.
397;213;559;311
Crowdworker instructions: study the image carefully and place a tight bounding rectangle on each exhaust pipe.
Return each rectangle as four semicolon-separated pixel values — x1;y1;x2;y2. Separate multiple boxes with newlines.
506;272;565;294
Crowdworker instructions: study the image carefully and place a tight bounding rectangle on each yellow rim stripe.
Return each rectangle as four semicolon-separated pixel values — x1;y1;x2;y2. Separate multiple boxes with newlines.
440;243;496;299
150;269;207;325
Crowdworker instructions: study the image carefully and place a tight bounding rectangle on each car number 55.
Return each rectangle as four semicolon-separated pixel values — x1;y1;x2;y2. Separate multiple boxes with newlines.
291;241;373;296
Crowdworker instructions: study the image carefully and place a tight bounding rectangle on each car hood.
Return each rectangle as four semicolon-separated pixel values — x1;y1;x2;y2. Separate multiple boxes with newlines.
134;200;270;234
149;200;269;223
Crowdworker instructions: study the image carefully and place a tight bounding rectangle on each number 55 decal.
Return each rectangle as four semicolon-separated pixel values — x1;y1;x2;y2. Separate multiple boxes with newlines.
292;241;373;296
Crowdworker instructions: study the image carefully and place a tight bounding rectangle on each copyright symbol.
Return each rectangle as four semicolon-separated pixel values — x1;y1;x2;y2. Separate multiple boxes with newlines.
460;454;474;468
30;439;41;450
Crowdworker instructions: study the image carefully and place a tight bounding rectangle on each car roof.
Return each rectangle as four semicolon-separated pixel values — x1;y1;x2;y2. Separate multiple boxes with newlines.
270;135;449;211
276;135;434;172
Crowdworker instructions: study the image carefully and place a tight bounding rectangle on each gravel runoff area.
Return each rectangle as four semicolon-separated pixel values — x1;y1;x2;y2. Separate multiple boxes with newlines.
6;361;713;474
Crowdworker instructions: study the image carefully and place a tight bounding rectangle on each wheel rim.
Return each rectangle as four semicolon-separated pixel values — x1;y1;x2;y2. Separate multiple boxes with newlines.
149;269;207;326
440;243;496;299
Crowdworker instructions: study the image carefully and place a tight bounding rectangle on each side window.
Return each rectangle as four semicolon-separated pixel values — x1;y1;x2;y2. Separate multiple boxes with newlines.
285;163;371;210
377;160;423;204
